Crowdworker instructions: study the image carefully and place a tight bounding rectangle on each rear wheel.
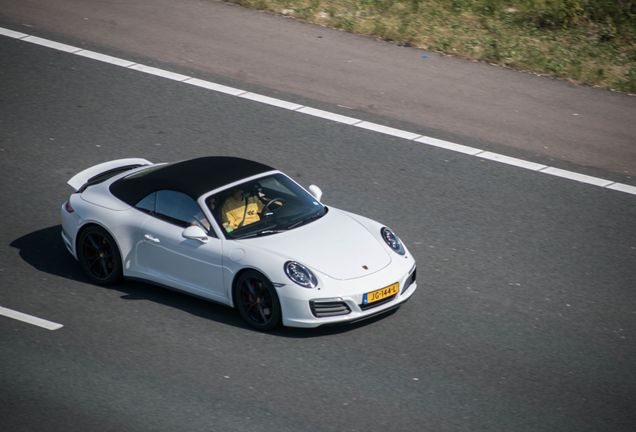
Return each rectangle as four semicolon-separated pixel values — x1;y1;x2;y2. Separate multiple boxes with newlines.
78;226;122;285
235;271;281;331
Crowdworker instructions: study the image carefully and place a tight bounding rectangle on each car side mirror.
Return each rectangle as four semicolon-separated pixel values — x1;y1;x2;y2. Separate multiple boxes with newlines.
182;225;209;243
308;185;322;202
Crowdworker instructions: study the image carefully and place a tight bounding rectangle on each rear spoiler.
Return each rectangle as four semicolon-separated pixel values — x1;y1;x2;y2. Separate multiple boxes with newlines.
67;158;153;191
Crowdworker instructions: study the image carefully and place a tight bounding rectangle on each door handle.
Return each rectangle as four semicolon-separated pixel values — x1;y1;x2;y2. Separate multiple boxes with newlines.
144;234;160;243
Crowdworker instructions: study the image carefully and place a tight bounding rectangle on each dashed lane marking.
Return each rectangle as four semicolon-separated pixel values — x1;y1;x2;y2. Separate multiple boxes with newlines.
1;26;634;196
0;306;64;330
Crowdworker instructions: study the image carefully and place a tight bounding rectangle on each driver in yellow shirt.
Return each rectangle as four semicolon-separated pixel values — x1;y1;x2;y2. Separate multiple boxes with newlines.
221;187;265;231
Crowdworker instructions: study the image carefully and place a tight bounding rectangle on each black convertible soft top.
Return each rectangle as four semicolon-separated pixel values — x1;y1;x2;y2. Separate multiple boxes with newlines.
110;156;275;206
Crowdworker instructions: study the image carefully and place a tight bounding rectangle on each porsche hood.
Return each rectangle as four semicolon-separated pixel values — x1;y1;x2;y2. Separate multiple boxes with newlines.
243;209;392;280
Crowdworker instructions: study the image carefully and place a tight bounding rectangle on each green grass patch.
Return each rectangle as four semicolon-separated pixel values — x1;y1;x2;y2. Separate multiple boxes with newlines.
223;0;636;93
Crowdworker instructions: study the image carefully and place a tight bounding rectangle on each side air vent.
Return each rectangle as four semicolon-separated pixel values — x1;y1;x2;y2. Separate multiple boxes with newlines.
310;299;352;318
402;267;416;296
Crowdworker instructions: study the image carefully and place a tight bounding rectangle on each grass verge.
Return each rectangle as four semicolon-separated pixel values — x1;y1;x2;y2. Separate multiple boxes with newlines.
222;0;636;94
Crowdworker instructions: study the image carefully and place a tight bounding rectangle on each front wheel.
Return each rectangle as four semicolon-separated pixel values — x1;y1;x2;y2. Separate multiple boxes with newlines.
235;270;281;331
78;225;122;285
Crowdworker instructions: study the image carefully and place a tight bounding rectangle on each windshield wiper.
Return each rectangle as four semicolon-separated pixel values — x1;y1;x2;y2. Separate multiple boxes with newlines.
288;211;326;229
235;229;286;239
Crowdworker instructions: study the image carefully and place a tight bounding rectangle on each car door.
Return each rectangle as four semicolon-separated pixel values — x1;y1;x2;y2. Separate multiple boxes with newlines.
134;190;227;302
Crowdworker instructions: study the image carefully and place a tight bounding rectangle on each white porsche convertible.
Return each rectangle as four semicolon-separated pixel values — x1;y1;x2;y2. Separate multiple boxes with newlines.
61;157;417;330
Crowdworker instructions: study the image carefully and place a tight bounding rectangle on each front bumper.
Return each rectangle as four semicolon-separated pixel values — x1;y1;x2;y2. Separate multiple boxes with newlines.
278;256;417;328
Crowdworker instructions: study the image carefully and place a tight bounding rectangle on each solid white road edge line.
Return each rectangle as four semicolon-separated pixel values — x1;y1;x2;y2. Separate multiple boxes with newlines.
1;26;634;196
539;167;615;187
239;92;304;110
0;306;64;330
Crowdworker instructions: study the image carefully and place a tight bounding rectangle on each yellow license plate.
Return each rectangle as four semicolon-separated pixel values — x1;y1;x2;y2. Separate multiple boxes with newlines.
363;283;399;305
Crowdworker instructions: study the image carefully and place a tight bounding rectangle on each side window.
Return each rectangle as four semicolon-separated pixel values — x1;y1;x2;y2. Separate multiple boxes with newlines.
155;190;205;228
135;192;156;213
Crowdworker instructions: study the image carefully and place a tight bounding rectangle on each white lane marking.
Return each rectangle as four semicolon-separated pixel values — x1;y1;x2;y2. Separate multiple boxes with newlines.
23;35;82;53
2;26;635;197
184;77;246;96
296;107;361;125
607;183;636;195
478;151;548;171
355;121;422;140
129;64;190;81
415;136;483;155
0;306;64;330
0;27;28;38
239;92;303;110
539;167;615;187
76;49;136;67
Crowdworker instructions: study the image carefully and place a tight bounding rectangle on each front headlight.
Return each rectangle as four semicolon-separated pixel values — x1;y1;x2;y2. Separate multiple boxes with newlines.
381;227;405;255
285;261;318;288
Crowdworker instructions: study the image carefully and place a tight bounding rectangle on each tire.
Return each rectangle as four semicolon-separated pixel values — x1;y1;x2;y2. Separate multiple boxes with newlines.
78;225;122;286
235;270;282;331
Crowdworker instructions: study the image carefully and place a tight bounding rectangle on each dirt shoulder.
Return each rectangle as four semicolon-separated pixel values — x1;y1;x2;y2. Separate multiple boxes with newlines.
1;0;635;177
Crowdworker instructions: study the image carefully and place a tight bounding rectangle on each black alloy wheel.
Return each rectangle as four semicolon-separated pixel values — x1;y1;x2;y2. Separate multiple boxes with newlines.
78;226;122;285
235;270;281;331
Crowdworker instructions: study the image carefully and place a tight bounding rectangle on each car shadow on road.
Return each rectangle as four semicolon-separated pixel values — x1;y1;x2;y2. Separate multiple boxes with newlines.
11;225;398;337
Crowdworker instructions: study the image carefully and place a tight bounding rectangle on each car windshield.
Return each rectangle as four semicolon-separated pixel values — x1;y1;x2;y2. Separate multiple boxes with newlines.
206;173;326;239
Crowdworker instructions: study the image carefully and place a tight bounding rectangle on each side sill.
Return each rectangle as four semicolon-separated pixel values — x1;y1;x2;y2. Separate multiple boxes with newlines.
124;277;233;308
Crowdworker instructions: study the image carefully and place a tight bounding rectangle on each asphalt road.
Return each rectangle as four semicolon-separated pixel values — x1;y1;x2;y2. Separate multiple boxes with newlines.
1;0;636;179
1;11;636;432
